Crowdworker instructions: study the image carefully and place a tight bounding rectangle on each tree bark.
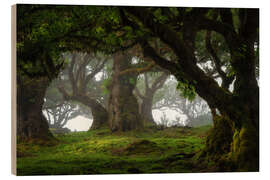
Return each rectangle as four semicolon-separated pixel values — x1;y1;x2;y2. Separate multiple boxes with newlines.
108;52;143;132
74;95;108;130
126;7;259;171
58;86;109;130
17;77;54;141
138;87;159;125
135;72;168;125
141;96;155;124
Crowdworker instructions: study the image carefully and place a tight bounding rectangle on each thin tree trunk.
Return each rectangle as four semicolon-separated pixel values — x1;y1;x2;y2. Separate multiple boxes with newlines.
141;96;155;125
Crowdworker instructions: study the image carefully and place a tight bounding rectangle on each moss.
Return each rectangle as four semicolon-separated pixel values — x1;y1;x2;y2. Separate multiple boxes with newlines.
230;123;259;171
192;115;236;171
112;139;161;155
231;129;240;153
17;126;210;175
205;116;233;156
194;113;259;172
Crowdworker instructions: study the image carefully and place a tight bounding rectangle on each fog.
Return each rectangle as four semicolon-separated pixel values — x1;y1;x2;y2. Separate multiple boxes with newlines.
62;109;187;132
42;52;213;132
65;116;93;131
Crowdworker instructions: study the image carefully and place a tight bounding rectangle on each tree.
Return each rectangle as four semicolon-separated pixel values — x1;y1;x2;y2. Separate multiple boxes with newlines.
43;102;75;129
42;67;95;130
57;52;109;130
123;7;259;171
135;71;169;124
107;44;166;131
17;5;148;139
108;52;143;131
16;5;134;140
16;5;107;140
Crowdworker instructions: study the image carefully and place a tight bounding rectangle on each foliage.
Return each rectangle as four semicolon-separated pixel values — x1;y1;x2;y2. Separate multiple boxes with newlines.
176;80;196;101
17;5;132;80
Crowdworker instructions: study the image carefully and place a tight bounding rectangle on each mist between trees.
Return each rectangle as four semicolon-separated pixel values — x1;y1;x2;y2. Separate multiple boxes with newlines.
42;52;213;132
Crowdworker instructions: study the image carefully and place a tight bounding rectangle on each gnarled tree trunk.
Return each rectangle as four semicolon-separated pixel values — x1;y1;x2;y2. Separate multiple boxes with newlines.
58;86;109;130
205;36;259;171
74;95;108;130
108;52;143;132
227;90;259;171
17;77;53;141
200;105;258;172
126;7;259;171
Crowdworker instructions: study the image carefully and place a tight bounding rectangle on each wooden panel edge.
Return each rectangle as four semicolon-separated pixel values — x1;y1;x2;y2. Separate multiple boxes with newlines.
11;4;17;176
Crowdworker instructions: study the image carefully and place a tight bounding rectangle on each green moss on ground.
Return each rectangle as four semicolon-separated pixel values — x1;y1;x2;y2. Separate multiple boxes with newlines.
17;125;211;175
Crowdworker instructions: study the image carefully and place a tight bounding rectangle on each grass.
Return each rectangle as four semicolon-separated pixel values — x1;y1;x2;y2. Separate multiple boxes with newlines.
17;125;212;175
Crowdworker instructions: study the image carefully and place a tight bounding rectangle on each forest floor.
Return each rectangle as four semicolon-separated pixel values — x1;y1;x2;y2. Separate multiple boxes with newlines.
17;125;212;175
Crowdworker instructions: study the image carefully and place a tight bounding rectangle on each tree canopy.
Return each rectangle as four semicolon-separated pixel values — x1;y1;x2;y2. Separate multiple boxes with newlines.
16;5;259;171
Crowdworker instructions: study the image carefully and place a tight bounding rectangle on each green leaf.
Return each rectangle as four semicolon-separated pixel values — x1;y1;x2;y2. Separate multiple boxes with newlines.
176;81;196;101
